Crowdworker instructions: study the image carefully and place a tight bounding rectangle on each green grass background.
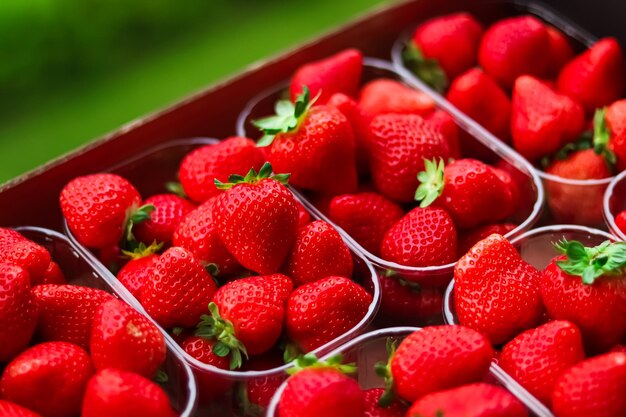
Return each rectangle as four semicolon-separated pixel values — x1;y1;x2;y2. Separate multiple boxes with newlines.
0;0;386;183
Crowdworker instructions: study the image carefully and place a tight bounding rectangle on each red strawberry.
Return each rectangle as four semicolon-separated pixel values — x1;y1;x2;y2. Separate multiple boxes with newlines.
60;173;150;249
0;264;38;362
254;89;357;195
240;354;286;415
511;75;585;161
610;344;626;353
213;163;299;274
546;26;575;76
283;220;353;287
140;246;217;328
0;400;41;417
90;298;166;378
81;368;175;417
616;210;626;235
381;207;457;267
116;244;160;299
552;352;626;417
133;194;194;246
540;239;626;353
0;228;51;284
0;341;94;417
407;12;484;89
178;137;265;203
31;284;113;350
376;275;443;324
180;335;231;400
602;99;626;171
369;114;450;202
295;201;311;227
287;276;372;352
499;320;586;406
446;68;511;143
406;383;529;417
358;79;436;119
327;92;370;173
289;49;363;104
478;15;550;88
458;223;517;255
557;37;625;113
454;234;543;344
39;261;66;285
384;326;493;403
362;388;406;417
426;109;460;158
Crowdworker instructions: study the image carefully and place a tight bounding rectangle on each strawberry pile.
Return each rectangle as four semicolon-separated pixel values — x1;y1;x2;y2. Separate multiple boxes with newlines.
453;233;626;414
0;228;177;417
404;13;626;225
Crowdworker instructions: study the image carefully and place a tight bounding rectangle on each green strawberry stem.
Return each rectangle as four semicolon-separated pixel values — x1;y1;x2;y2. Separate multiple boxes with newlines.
286;353;356;376
374;338;398;408
592;107;617;170
123;203;155;244
283;341;302;364
154;370;169;384
554;239;626;284
402;42;448;93
214;162;290;190
195;302;249;370
165;181;187;198
414;158;445;207
121;241;163;260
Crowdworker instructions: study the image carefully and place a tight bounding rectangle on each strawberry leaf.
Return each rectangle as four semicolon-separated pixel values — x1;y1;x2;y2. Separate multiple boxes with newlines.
154;370;169;384
214;162;290;190
402;42;448;93
554;239;626;284
592;107;617;171
415;158;445;207
286;353;356;376
165;181;187;198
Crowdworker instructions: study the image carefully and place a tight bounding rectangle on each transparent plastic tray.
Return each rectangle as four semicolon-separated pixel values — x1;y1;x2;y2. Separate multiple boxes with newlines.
603;169;626;240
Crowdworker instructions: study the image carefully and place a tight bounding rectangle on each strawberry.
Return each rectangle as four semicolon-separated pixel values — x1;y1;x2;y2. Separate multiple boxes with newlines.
546;26;575;76
511;75;585;161
286;276;372;352
278;354;364;417
499;320;586;406
369;114;450;202
454;234;543;344
295;201;311;227
90;298;166;378
610;344;626;353
0;341;94;417
81;368;175;417
362;388;406;417
0;228;51;284
116;243;161;298
239;354;286;415
358;79;436;120
140;246;217;328
181;335;230;369
196;274;292;368
381;207;457;267
283;220;353;287
601;100;626;171
133;193;194;246
426;109;460;158
478;15;550;88
416;158;515;229
552;352;626;417
446;68;511;143
39;261;66;285
540;239;626;353
289;49;363;104
213;163;299;274
458;223;517;255
376;274;443;324
178;137;265;203
0;264;38;362
0;400;41;417
557;37;625;113
31;284;113;350
406;383;529;417
616;210;626;235
327;92;370;173
254;88;357;195
328;192;404;256
406;12;484;90
60;173;151;249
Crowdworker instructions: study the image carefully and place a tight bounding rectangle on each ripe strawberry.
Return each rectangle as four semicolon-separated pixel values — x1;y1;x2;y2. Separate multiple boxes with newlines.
82;368;175;417
454;234;543;344
178;137;265;203
327;92;370;173
140;246;217;328
283;220;353;287
610;344;626;353
287;276;372;352
426;109;461;158
240;354;286;415
406;383;529;417
376;275;443;324
39;261;66;285
616;211;626;235
133;194;194;246
0;228;51;284
0;264;38;362
369;114;450;202
213;163;299;274
0;400;41;417
458;223;517;255
602;100;626;171
90;298;166;378
362;388;406;417
407;12;483;90
31;284;113;350
60;173;151;249
552;352;626;417
358;79;436;119
541;239;626;353
511;75;585;161
0;341;94;417
546;26;575;76
116;243;161;298
180;335;232;401
478;15;550;88
499;320;586;406
254;88;357;195
295;201;311;227
196;274;292;368
446;68;511;143
289;49;363;104
381;207;457;267
557;37;625;113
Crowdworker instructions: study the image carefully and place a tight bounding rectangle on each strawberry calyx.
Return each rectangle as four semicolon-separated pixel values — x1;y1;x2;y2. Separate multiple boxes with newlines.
214;162;290;190
286;353;356;376
165;181;187;198
592;107;617;170
195;302;249;370
374;338;398;407
554;239;626;284
236;382;264;417
403;42;448;93
282;341;302;364
154;370;169;384
123;203;155;244
121;241;163;260
414;158;445;207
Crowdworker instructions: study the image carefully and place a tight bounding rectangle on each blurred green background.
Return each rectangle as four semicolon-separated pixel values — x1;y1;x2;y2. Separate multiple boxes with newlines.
0;0;386;183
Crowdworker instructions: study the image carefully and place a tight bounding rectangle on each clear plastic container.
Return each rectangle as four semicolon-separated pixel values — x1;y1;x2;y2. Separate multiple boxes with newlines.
391;0;616;227
265;327;553;417
13;226;198;417
236;57;544;288
603;169;626;240
61;138;381;415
